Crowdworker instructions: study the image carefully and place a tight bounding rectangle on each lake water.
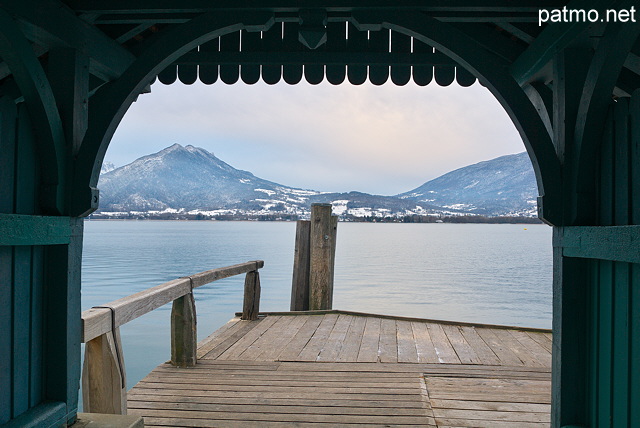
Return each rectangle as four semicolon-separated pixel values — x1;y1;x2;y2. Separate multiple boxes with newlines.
81;220;552;393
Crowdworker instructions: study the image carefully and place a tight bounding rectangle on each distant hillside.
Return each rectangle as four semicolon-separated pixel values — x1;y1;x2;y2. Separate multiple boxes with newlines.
397;152;538;216
97;145;538;218
98;144;443;217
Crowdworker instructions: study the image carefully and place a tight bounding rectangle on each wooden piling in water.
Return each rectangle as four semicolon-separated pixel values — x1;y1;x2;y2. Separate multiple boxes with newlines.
309;204;338;310
291;220;311;311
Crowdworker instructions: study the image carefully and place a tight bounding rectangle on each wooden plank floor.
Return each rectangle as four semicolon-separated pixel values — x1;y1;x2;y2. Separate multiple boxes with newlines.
129;311;552;427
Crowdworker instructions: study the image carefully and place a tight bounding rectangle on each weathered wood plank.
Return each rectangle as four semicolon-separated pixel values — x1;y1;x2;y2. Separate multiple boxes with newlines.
458;326;500;366
509;330;552;367
411;322;440;364
317;314;353;362
297;313;339;361
432;407;550;422
238;317;294;361
475;327;523;366
430;398;550;413
128;393;427;408
144;371;418;383
201;321;265;360
133;383;422;397
378;318;398;363
129;408;431;425
396;320;419;363
279;361;549;374
357;316;381;363
336;315;367;362
128;400;430;416
196;317;242;359
217;316;280;361
524;330;553;354
130;387;426;402
141;418;434;428
491;328;543;367
277;315;324;361
432;418;547;427
427;323;460;364
442;324;480;365
139;376;418;389
248;316;300;361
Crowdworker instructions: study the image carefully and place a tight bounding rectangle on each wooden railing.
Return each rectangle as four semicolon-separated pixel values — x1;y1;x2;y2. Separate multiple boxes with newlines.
80;260;264;415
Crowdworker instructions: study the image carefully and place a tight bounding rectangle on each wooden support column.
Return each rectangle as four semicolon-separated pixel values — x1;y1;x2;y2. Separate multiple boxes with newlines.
309;203;338;310
170;292;197;367
551;228;590;427
81;328;127;415
290;220;311;311
242;271;261;321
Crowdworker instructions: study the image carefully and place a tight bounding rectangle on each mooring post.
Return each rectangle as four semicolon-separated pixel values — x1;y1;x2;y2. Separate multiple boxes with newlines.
309;203;338;310
242;270;261;320
170;292;197;367
291;220;311;311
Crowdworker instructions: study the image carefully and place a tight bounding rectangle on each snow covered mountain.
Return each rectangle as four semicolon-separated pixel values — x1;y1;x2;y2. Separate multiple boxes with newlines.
97;144;538;218
98;144;322;214
397;152;538;216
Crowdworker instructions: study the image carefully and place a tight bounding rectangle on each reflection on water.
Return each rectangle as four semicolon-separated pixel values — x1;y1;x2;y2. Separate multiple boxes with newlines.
81;220;552;391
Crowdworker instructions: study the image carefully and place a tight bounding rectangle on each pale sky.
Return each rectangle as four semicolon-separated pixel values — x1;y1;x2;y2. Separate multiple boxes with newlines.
109;79;524;196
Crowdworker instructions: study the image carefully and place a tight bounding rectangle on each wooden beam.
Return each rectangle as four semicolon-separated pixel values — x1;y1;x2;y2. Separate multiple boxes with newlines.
81;261;264;342
174;50;457;66
523;81;553;139
555;226;640;264
0;214;72;246
47;49;89;157
495;22;536;44
0;8;66;213
1;0;136;81
448;22;526;63
509;0;607;85
66;0;567;14
573;19;640;223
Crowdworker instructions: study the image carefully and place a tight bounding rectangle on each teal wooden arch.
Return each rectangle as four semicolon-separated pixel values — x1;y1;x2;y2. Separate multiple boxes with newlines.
73;11;562;224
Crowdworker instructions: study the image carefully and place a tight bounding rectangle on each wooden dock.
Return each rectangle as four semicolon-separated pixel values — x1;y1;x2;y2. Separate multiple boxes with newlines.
127;311;552;427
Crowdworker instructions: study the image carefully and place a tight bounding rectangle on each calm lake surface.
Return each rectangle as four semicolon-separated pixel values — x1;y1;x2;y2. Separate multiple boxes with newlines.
81;220;552;392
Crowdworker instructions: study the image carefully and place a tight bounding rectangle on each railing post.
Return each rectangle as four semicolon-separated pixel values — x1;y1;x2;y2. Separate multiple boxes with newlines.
291;220;311;311
82;328;127;415
309;203;338;310
242;270;261;320
171;292;197;367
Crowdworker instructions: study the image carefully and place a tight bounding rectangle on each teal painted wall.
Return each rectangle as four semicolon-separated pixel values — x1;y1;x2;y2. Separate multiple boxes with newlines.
588;95;640;427
0;95;81;426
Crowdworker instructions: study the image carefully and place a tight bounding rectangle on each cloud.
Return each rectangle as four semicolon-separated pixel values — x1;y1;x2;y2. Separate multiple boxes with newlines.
110;79;523;195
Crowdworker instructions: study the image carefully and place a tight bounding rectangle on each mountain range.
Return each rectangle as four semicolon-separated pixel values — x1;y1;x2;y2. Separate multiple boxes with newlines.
96;144;538;218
